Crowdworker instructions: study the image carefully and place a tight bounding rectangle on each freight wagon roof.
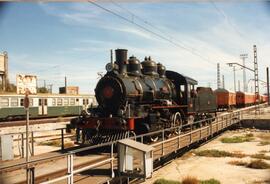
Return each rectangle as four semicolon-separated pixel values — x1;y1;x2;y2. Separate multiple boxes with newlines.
214;88;235;93
236;91;255;96
166;70;198;85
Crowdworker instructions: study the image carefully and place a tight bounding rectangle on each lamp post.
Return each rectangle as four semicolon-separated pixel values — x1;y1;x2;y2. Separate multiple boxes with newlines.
227;62;254;92
240;54;248;92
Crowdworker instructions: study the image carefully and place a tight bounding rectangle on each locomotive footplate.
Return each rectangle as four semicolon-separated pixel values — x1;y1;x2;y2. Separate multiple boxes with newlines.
78;116;137;131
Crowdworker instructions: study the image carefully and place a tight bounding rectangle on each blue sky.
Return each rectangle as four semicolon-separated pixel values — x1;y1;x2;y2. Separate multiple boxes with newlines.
1;2;270;94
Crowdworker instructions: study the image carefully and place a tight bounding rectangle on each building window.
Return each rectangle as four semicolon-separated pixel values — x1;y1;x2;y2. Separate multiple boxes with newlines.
0;98;9;107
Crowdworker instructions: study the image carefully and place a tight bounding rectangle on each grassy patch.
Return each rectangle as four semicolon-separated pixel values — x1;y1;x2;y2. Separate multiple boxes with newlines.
221;134;254;143
153;178;221;184
257;133;270;141
245;133;254;137
259;150;269;154
195;150;232;157
200;179;220;184
247;160;270;169
251;154;270;160
258;141;270;146
64;142;75;148
154;179;181;184
40;140;62;147
39;140;74;148
228;160;248;166
195;149;245;158
228;159;270;169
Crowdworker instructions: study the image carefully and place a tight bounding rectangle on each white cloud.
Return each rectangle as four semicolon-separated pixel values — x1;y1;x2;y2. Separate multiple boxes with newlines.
35;2;270;93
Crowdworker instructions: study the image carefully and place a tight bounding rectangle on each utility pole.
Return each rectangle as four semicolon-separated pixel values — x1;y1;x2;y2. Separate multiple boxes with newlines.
267;67;269;105
254;45;259;115
226;45;259;114
217;63;221;89
240;54;248;92
65;76;67;94
238;80;240;91
47;84;53;94
233;66;236;91
222;75;225;89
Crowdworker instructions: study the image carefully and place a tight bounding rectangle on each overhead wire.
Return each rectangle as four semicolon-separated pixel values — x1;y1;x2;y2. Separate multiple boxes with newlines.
210;1;252;45
88;0;218;66
108;0;238;76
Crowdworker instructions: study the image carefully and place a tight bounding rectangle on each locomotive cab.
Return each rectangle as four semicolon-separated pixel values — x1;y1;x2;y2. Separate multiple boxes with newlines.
165;71;198;114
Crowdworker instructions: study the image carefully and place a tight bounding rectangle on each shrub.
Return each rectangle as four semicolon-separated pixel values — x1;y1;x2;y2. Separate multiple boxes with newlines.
154;179;181;184
221;135;253;143
228;160;248;166
245;133;254;137
247;160;270;169
182;176;199;184
251;153;270;160
195;150;232;157
228;159;270;169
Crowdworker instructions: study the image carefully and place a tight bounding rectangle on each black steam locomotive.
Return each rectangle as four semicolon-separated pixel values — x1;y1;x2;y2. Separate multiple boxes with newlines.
76;49;217;143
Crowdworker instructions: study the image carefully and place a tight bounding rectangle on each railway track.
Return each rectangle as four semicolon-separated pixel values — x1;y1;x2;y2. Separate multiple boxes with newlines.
0;116;75;128
0;104;267;184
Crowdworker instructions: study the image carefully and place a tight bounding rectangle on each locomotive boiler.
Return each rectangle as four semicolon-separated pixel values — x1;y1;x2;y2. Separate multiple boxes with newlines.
76;49;217;143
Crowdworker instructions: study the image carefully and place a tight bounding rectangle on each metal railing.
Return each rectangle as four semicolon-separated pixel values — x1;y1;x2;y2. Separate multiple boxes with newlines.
0;103;268;184
0;127;69;159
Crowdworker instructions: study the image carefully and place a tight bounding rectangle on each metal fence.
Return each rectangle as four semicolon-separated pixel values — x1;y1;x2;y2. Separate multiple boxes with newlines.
0;103;267;184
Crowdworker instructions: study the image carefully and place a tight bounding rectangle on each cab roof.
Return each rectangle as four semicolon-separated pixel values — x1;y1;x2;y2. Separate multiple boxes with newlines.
166;70;198;85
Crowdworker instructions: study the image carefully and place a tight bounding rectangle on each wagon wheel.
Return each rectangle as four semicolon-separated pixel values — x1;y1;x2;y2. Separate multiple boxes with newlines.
173;112;183;135
166;112;183;138
150;135;159;142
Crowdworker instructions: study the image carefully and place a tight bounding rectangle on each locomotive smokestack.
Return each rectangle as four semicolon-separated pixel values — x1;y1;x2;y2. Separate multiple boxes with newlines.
115;49;128;74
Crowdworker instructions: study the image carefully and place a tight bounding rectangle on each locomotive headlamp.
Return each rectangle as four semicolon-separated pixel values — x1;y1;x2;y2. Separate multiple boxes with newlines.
103;86;114;99
105;63;114;72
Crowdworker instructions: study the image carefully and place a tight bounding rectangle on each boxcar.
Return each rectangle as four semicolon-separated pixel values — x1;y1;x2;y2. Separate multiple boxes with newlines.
214;88;236;110
261;95;268;103
236;91;255;107
0;93;96;121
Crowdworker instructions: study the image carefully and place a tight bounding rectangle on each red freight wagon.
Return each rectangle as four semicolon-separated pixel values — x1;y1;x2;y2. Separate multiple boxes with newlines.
261;95;268;103
214;88;236;110
236;91;255;107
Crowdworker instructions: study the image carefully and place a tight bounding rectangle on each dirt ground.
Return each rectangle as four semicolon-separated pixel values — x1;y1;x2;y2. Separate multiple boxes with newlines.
144;129;270;184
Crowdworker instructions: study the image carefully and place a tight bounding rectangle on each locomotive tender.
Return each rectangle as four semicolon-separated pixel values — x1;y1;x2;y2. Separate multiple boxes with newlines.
77;49;217;141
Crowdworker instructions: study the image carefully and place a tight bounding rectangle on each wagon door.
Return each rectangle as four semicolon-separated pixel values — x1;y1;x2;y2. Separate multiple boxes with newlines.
38;98;48;115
